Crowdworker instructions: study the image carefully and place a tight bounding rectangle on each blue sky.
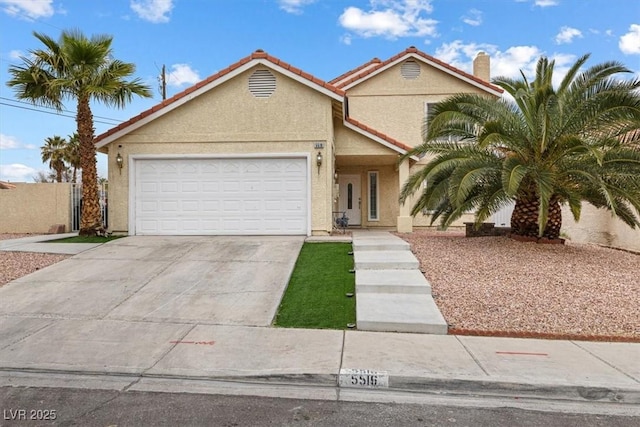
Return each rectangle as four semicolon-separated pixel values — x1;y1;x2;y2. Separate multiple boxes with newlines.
1;0;639;182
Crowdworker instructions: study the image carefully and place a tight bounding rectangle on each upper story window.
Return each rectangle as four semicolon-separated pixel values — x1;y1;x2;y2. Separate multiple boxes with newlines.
401;59;420;80
424;102;463;144
248;69;276;98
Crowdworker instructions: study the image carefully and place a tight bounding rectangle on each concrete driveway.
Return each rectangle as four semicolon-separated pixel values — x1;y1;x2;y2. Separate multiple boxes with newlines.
0;236;304;326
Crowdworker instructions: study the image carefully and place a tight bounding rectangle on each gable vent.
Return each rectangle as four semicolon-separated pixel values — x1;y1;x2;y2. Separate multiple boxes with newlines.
401;60;420;79
249;69;276;98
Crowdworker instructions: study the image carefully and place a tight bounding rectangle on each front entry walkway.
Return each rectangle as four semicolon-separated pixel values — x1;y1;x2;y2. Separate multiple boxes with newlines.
352;231;447;334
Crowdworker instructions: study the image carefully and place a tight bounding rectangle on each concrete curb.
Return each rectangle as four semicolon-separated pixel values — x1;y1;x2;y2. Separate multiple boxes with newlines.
385;376;640;405
3;367;639;406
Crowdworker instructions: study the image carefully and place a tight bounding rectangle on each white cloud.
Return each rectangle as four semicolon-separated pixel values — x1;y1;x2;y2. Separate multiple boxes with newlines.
0;163;37;181
278;0;316;14
130;0;173;23
166;64;201;87
619;24;640;55
434;40;543;80
0;0;54;19
340;33;353;45
535;0;558;6
462;8;482;26
9;49;23;60
555;26;582;44
339;0;438;40
0;133;35;150
434;40;580;90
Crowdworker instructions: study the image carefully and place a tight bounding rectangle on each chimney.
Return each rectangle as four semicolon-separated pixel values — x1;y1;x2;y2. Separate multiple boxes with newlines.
473;51;490;82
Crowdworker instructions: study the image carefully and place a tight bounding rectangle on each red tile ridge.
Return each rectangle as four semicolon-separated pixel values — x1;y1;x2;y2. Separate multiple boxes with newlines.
251;49;267;59
335;46;503;94
345;116;413;152
96;50;345;143
329;57;382;85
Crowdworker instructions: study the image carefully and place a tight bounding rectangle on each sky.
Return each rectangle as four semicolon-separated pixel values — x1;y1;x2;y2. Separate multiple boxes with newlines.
0;0;639;182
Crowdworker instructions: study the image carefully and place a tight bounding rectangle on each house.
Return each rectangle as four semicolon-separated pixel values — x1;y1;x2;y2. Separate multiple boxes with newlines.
96;47;503;236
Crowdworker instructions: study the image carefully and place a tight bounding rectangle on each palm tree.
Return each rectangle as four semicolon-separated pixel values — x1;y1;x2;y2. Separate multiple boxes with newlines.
65;132;81;183
6;30;152;236
41;135;67;182
400;54;640;240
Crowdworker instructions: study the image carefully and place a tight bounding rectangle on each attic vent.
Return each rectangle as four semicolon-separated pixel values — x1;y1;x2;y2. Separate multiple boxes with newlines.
401;60;420;79
248;69;276;98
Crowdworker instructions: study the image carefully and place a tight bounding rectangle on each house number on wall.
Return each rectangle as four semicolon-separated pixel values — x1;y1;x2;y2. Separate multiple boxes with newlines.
338;368;389;388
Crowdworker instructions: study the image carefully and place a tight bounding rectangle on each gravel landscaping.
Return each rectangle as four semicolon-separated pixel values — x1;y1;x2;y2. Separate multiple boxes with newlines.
2;231;638;341
398;230;640;341
0;234;70;287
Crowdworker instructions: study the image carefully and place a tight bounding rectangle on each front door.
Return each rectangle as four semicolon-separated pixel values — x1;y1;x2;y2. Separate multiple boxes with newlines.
338;175;361;226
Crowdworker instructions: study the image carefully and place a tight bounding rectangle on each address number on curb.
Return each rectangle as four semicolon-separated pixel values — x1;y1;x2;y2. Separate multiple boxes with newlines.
338;368;389;388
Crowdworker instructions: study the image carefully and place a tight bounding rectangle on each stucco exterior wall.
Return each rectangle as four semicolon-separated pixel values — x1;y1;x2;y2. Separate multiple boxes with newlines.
334;121;398;156
402;161;475;228
105;66;334;235
561;205;640;253
0;183;71;233
346;60;489;148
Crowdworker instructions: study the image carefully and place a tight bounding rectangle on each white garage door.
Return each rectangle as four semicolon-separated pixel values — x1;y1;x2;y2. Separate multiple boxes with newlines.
134;157;308;235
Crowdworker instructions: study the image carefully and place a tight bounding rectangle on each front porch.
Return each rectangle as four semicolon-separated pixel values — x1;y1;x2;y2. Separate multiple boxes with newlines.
333;117;415;233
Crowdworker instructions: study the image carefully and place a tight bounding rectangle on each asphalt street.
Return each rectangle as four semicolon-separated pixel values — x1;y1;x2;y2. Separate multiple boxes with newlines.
2;386;639;427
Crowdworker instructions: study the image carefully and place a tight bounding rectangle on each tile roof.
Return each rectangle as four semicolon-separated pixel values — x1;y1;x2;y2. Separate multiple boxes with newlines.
345;116;413;153
328;57;382;85
95;47;498;153
334;46;503;94
95;49;345;144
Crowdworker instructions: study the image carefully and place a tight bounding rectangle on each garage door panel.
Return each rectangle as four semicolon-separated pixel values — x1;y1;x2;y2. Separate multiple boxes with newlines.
161;182;179;193
135;157;308;235
202;201;220;211
223;180;241;192
161;201;179;212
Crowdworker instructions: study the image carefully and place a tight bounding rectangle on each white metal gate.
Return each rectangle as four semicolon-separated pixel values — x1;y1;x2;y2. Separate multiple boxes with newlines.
491;201;515;227
71;183;108;231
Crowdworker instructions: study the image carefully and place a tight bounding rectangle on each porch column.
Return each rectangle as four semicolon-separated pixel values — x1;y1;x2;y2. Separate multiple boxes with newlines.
397;159;413;233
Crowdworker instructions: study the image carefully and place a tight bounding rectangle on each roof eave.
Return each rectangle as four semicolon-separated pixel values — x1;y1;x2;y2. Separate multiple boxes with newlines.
96;58;344;149
341;52;503;96
343;119;419;162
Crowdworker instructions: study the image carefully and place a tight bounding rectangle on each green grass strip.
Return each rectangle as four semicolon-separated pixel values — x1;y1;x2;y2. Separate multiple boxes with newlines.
45;235;125;243
274;242;355;330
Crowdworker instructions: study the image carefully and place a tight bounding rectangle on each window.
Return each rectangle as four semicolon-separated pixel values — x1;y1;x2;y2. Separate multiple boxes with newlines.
401;59;420;79
424;101;462;144
248;69;276;98
347;183;353;209
368;171;379;221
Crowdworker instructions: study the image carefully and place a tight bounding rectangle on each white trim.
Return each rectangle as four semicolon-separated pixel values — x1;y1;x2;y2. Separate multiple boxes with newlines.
97;58;342;149
367;171;379;222
127;153;311;236
343;120;419;161
341;52;502;97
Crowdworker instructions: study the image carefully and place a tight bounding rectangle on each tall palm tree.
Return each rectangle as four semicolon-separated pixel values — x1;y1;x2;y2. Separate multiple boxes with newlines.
65;132;81;183
6;30;152;236
400;54;640;240
41;135;67;182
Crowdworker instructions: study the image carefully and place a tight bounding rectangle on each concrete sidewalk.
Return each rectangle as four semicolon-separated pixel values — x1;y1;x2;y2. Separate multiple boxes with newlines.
0;320;639;411
1;232;639;414
0;233;103;254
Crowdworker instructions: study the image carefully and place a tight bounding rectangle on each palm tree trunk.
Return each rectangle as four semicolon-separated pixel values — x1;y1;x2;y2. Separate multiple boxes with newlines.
511;195;562;239
543;197;562;239
511;196;539;237
77;95;101;236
